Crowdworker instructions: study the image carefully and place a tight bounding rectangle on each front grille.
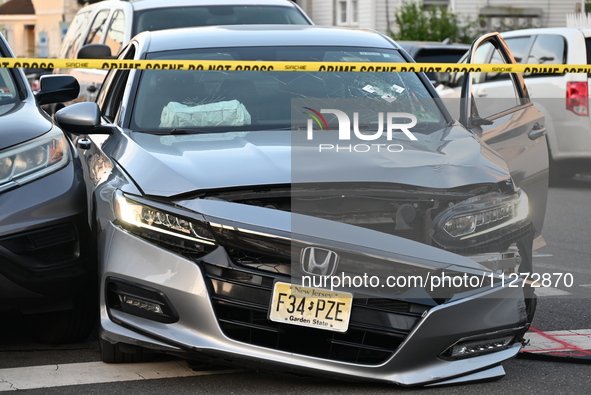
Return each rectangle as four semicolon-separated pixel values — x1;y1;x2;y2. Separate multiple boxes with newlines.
202;263;428;365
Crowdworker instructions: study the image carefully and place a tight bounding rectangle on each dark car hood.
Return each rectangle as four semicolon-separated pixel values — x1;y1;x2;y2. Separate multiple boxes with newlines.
116;125;510;197
0;101;53;150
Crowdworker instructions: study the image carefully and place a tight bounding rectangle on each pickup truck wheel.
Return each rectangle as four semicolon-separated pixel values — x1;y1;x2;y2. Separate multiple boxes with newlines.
549;157;577;186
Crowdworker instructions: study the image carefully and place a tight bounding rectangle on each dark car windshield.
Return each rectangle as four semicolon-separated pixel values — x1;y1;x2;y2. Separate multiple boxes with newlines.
0;67;19;113
131;46;447;133
132;5;309;36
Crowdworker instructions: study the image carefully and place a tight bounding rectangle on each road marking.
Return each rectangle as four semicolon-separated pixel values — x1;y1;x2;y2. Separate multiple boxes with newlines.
0;360;238;391
524;280;543;286
523;328;591;356
532;253;553;258
534;287;571;297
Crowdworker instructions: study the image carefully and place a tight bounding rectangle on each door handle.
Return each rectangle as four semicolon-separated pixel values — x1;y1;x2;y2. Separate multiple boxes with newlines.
528;122;546;140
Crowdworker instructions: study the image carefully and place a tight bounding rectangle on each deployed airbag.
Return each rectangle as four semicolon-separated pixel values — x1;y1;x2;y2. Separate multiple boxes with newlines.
160;100;251;128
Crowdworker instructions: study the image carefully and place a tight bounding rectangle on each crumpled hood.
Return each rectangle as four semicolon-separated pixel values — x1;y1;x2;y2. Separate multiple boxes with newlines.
115;125;510;197
0;101;53;150
174;195;491;273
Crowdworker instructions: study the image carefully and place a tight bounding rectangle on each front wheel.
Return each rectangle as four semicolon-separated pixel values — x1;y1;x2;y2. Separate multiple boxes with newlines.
24;289;97;344
99;338;155;363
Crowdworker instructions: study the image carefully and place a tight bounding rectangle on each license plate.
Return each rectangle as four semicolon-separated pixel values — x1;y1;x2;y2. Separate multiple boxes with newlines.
268;282;352;332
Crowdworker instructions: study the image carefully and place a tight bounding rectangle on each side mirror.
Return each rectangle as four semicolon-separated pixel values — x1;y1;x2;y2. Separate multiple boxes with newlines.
55;102;113;135
35;75;80;105
78;44;113;59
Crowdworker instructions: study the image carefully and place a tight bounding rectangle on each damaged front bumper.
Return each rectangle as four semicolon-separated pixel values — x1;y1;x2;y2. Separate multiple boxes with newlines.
99;196;532;386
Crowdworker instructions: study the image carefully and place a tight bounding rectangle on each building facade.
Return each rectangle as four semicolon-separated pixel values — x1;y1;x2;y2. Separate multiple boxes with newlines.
0;0;80;57
0;0;586;57
302;0;585;37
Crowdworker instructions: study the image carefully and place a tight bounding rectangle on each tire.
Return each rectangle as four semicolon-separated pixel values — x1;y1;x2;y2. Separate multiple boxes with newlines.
524;285;537;323
548;156;577;186
24;290;98;344
516;235;537;323
100;338;154;363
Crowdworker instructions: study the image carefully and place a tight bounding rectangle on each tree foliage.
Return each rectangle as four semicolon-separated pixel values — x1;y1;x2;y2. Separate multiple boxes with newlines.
391;2;477;44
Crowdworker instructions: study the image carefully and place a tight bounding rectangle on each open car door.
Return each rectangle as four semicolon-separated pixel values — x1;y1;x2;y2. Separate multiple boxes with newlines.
459;33;548;248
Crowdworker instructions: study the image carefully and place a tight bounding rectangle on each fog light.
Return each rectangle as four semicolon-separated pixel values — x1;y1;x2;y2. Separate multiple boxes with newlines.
106;278;179;324
119;294;163;314
446;335;514;359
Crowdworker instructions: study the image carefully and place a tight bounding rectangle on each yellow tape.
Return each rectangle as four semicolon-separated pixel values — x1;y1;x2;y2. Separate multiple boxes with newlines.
2;57;591;73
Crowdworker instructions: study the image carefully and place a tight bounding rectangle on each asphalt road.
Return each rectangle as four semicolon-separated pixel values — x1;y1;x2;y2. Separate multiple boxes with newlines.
529;175;591;331
1;176;590;393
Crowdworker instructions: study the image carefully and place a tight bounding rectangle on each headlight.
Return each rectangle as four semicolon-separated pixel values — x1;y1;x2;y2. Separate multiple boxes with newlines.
114;191;217;258
432;189;529;245
0;128;69;188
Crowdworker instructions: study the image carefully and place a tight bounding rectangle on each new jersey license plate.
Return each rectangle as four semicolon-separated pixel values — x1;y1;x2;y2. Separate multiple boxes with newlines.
268;282;352;332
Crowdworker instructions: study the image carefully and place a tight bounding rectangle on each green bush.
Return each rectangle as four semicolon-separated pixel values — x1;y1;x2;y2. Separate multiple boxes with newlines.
392;2;477;44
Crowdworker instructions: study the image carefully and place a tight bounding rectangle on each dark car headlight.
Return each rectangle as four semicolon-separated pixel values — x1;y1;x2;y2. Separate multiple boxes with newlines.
113;191;217;258
432;189;529;247
0;128;69;188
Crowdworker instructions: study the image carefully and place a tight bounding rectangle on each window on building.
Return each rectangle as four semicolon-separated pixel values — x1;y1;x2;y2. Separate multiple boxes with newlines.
336;0;358;26
423;0;449;11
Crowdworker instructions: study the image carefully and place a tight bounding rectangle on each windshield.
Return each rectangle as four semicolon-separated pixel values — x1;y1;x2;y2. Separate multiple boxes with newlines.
132;5;309;35
0;67;19;115
131;46;447;133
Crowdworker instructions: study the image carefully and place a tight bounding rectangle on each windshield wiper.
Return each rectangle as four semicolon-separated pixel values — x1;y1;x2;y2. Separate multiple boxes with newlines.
171;128;212;135
140;128;212;135
140;125;294;134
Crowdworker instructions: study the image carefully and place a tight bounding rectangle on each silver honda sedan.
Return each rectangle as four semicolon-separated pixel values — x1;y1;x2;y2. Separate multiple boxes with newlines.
55;25;548;386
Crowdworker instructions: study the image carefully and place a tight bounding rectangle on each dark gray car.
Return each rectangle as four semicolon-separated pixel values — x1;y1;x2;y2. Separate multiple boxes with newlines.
55;25;548;386
398;40;469;82
0;33;96;343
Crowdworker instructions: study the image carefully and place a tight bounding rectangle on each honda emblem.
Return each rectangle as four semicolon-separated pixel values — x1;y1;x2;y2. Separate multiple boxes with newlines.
300;247;339;276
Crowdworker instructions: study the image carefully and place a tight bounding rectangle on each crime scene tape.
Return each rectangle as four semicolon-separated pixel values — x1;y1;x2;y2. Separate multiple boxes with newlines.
2;57;591;74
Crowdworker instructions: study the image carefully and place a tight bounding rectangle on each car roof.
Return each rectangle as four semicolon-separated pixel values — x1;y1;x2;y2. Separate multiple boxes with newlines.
397;41;469;56
398;40;469;48
501;27;591;38
87;0;304;11
138;25;399;53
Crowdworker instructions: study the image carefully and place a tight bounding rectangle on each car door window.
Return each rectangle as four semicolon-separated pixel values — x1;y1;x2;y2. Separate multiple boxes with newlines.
105;10;125;57
447;45;491;89
504;36;531;63
525;35;566;77
484;36;531;82
471;44;525;119
98;45;136;123
85;9;111;46
60;10;92;59
0;68;18;111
